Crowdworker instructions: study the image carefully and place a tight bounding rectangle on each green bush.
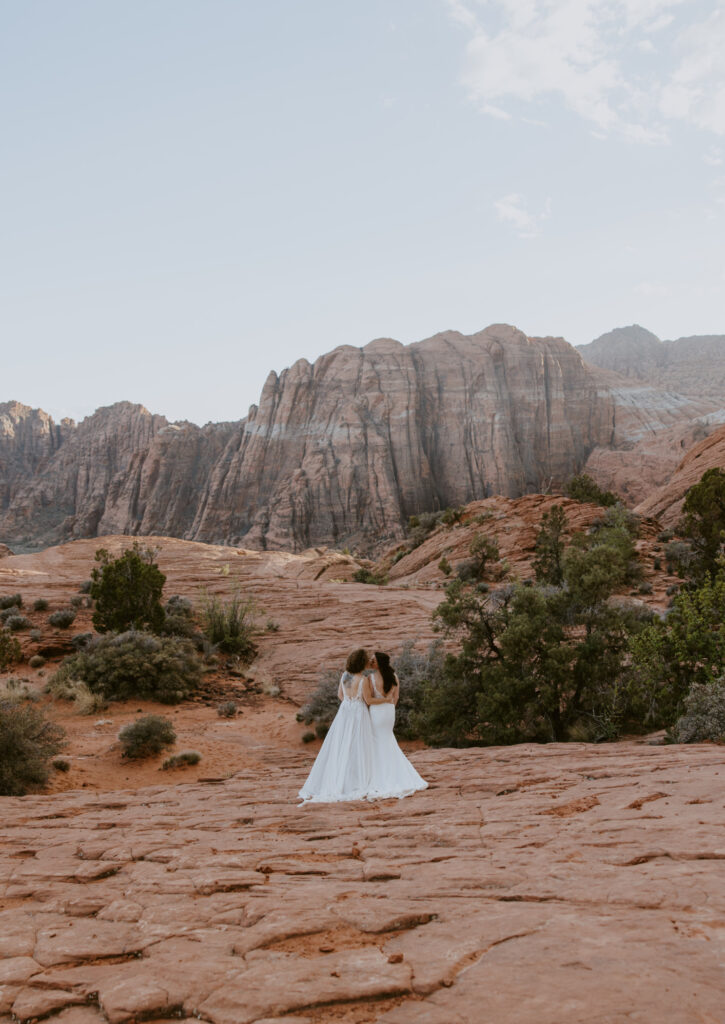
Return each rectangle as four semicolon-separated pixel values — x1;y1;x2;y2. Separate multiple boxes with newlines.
53;630;202;704
301;731;315;743
5;614;30;632
0;594;22;610
0;630;22;671
33;598;49;612
199;593;257;659
677;468;725;582
438;557;452;576
671;678;725;743
565;473;618;507
90;543;166;634
653;557;662;571
119;714;176;759
216;700;238;718
0;703;66;795
162;750;201;769
53;758;71;772
352;568;388;585
49;609;76;629
469;534;499;580
28;655;45;669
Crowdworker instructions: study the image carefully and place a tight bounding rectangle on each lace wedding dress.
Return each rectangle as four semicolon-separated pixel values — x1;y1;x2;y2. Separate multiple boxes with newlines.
367;673;428;800
298;672;374;803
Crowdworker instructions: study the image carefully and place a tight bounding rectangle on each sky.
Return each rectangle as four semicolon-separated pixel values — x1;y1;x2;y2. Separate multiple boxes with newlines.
2;0;725;426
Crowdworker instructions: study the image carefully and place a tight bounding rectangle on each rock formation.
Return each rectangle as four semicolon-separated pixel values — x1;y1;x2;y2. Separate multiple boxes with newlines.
635;421;725;526
578;325;725;404
0;402;67;514
0;325;716;551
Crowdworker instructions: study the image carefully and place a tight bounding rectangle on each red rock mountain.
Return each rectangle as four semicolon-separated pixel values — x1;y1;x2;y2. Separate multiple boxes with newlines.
0;324;716;551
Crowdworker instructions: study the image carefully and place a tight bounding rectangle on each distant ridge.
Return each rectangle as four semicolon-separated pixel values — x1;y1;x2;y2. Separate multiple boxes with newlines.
0;324;718;552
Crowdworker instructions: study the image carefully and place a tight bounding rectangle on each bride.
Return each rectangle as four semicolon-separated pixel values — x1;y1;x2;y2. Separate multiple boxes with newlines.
298;647;427;803
298;648;374;803
363;651;428;800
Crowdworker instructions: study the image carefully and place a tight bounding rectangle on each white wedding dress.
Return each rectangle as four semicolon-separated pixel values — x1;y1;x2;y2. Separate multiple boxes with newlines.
367;673;428;800
298;672;374;803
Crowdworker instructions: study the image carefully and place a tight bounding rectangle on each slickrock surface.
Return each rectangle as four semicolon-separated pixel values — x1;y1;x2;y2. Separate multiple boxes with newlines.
2;742;724;1023
0;535;441;706
0;325;713;552
636;422;725;526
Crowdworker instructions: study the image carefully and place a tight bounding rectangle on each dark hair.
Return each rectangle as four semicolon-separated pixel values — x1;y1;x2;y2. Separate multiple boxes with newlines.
375;651;397;694
346;648;368;674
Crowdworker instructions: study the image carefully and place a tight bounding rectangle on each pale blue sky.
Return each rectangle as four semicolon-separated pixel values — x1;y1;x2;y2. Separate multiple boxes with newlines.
2;0;724;425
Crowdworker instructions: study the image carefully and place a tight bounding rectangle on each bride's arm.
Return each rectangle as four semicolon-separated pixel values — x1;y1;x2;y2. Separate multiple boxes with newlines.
363;673;387;705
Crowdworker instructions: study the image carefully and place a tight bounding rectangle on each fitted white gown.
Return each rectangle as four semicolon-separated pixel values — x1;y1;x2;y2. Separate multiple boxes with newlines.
367;674;428;800
298;672;374;803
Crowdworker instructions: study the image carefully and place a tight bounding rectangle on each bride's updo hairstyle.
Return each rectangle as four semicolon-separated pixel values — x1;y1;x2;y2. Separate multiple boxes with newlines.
375;651;397;694
346;648;368;674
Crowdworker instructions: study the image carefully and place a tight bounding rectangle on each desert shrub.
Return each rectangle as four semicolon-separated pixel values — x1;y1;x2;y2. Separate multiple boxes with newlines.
391;550;405;565
262;681;280;697
666;584;679;597
394;640;446;739
90;543;166;634
670;679;725;744
29;629;41;642
298;669;340;727
315;723;328;739
665;540;697;577
638;581;653;595
199;593;257;659
302;731;315;743
456;559;478;582
166;595;193;616
0;594;22;610
54;630;201;704
69;595;84;609
45;668;107;714
653;557;662;571
33;598;49;612
0;630;22;671
79;579;92;594
162;750;201;769
439;506;464;526
0;702;66;795
28;655;45;669
266;619;280;632
658;529;674;543
160;595;199;639
119;714;176;759
5;614;30;632
0;677;35;704
438;557;452;576
70;632;93;650
216;700;238;718
53;758;70;772
565;473;618;507
352;568;388;585
49;609;76;629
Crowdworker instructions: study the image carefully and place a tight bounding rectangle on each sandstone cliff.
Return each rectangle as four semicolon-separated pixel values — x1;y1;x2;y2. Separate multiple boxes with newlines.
0;401;67;513
0;325;715;551
578;325;725;404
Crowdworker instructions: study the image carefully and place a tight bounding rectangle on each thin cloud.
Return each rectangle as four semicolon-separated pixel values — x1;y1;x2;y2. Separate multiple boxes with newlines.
494;193;551;238
446;1;725;142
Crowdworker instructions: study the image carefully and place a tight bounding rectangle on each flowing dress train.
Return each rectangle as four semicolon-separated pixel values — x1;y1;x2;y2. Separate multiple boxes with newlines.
298;672;374;803
367;674;428;800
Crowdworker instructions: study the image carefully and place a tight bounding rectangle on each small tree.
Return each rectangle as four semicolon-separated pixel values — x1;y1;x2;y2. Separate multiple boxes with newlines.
90;543;166;633
532;504;567;585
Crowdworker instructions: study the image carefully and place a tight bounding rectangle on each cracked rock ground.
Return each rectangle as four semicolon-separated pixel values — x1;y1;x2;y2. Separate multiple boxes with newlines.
2;742;725;1023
